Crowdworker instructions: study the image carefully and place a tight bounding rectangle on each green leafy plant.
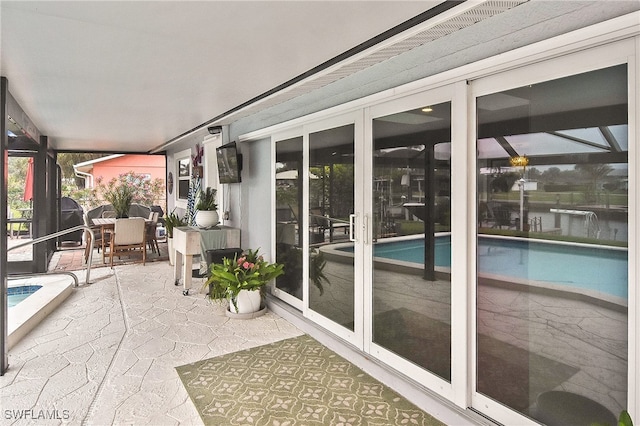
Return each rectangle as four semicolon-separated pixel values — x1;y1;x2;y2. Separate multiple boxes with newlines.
103;183;134;218
204;248;284;312
618;410;634;426
164;209;187;238
94;171;165;212
276;244;329;295
592;409;634;426
196;187;217;211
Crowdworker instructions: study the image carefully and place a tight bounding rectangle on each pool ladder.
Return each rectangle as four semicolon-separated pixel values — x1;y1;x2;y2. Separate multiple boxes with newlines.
7;225;95;286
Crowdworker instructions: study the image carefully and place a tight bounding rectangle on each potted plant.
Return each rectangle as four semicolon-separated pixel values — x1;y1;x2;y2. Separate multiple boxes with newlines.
195;187;219;228
103;183;134;218
164;209;187;265
275;244;329;298
204;248;284;316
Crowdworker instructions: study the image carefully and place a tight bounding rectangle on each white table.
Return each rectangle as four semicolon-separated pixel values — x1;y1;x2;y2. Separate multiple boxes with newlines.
173;227;201;295
173;226;241;295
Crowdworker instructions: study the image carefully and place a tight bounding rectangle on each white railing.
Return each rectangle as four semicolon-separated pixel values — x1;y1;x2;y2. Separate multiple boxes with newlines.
7;225;95;285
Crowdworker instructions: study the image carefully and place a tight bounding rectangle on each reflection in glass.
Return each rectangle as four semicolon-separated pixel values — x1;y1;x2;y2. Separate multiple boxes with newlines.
7;156;35;263
308;124;355;330
372;102;452;381
476;65;628;421
275;137;303;300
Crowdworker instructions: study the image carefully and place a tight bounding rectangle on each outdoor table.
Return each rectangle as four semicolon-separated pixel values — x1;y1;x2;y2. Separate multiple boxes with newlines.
91;217;154;263
172;226;241;295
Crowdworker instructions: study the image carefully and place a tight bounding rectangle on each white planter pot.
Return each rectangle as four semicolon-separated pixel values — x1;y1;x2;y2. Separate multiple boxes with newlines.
230;289;262;314
195;210;219;228
167;237;175;266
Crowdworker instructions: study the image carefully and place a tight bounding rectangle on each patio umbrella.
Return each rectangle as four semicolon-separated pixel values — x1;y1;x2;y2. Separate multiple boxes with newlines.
23;157;34;202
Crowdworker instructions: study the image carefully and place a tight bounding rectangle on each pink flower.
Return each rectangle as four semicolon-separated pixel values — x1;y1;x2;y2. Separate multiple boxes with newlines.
243;262;254;270
237;257;246;265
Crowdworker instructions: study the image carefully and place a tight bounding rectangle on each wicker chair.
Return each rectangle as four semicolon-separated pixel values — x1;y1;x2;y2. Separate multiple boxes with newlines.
105;218;146;267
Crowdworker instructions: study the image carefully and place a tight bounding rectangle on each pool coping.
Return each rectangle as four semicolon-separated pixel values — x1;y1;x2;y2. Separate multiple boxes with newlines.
7;275;75;349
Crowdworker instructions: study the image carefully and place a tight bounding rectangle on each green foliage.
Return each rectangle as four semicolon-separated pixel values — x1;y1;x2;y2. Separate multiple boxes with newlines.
618;410;633;426
164;209;187;238
95;172;164;208
103;183;134;218
593;410;634;426
204;249;284;311
276;245;329;295
309;164;355;218
57;153;104;187
58;169;165;213
478;227;628;248
195;187;217;211
7;157;29;211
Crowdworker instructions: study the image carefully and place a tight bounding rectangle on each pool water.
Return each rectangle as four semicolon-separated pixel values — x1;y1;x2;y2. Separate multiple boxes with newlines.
368;236;628;299
8;285;42;308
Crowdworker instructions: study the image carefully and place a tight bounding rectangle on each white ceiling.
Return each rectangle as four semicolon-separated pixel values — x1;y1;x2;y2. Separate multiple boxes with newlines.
1;1;443;153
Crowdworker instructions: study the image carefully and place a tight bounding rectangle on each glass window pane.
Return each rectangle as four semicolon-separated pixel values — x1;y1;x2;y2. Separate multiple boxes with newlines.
308;124;355;330
275;137;303;300
476;65;628;421
372;102;452;381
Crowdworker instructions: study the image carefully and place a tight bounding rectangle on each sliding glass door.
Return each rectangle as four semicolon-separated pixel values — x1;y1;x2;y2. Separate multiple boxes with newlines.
273;114;363;344
367;86;458;397
473;58;629;424
270;37;635;426
305;115;363;344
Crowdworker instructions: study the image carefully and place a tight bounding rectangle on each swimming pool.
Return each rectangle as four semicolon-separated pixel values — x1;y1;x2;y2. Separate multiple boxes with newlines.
337;235;628;299
7;276;74;349
8;285;43;308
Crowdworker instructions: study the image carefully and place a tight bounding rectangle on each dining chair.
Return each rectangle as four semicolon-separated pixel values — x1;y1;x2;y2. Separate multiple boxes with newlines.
83;213;104;262
106;218;146;267
146;211;160;255
102;210;117;219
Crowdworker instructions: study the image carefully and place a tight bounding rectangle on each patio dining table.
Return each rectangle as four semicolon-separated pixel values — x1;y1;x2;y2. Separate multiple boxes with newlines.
91;217;155;263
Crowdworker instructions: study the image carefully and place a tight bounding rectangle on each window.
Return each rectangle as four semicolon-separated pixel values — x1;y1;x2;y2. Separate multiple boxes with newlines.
177;158;190;200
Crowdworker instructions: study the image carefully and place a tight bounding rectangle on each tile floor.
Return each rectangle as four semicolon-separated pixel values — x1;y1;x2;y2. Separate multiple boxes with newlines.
1;258;303;425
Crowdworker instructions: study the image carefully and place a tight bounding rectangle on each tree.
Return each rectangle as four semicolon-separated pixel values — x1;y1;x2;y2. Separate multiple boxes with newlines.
7;157;29;211
57;153;105;188
575;163;613;203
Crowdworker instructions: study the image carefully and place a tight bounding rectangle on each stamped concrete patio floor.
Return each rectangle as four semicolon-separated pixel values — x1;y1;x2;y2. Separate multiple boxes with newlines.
0;261;303;425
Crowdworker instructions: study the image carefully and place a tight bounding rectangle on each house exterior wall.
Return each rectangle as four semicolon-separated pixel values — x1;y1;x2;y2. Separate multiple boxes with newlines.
91;154;166;185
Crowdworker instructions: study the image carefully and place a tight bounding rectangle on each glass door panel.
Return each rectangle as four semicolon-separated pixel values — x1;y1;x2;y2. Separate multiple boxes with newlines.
275;137;303;303
7;155;34;271
371;102;452;381
308;124;355;331
476;65;628;422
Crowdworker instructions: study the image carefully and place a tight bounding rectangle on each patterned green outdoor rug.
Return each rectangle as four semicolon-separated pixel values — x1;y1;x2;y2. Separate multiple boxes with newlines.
176;335;444;426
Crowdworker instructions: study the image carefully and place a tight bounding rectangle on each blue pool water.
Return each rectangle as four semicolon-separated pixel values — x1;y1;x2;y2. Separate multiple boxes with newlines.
365;236;628;299
7;285;42;308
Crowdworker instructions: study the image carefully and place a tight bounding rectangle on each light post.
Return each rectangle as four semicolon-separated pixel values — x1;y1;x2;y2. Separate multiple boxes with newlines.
518;178;525;231
510;155;529;231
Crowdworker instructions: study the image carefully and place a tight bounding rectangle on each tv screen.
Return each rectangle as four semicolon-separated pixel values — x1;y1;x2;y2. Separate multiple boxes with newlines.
216;142;242;183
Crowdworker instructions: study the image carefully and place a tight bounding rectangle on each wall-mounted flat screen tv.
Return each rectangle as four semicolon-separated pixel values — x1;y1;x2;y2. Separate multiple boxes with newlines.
216;142;242;184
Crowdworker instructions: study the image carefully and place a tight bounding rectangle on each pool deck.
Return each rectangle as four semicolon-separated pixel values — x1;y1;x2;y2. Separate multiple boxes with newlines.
2;240;628;424
1;252;304;424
